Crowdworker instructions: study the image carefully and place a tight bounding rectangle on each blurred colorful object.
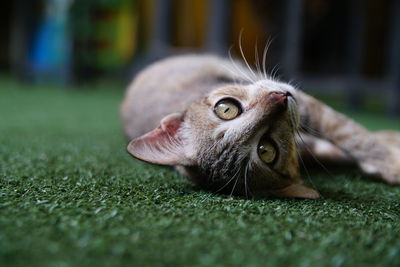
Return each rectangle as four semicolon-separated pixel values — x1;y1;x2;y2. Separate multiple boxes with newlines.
72;0;138;77
30;0;73;83
28;0;138;83
92;0;137;69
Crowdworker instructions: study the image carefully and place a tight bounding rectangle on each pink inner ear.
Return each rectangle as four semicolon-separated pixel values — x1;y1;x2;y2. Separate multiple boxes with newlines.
161;116;182;138
142;126;168;143
138;114;182;144
127;113;187;165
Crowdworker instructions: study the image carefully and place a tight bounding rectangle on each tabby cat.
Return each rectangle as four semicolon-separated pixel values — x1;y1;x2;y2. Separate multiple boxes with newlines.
121;55;400;199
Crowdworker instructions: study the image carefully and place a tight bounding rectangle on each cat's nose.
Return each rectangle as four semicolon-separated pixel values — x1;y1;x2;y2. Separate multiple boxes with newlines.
268;91;289;106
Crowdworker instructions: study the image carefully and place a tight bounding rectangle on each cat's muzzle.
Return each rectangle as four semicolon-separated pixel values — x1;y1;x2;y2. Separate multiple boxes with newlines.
268;91;292;105
267;91;292;114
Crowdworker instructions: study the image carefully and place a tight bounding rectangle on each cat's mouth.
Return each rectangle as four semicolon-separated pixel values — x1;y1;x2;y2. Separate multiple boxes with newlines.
269;89;300;131
287;95;300;131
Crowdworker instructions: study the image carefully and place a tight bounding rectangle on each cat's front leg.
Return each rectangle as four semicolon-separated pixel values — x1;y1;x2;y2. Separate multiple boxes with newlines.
297;91;400;184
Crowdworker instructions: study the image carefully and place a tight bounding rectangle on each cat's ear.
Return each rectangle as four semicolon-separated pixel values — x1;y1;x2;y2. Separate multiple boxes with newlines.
127;113;190;165
275;183;320;199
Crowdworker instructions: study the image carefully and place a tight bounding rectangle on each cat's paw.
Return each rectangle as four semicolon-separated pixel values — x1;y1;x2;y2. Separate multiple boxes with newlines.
359;147;400;185
375;130;400;148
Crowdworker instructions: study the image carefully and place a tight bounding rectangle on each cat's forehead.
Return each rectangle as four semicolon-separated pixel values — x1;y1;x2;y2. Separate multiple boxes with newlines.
209;86;248;101
208;79;296;103
252;79;296;95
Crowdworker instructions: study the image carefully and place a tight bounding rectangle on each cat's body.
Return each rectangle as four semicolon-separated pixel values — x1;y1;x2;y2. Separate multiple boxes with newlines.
121;55;400;199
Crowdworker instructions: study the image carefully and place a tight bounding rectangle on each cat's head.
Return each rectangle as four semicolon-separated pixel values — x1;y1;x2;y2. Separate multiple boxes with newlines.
127;79;319;199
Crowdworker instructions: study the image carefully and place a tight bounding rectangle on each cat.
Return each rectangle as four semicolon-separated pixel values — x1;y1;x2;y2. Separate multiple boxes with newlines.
121;54;400;199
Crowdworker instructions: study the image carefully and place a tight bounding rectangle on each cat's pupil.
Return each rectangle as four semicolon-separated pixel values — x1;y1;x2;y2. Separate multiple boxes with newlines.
214;99;241;120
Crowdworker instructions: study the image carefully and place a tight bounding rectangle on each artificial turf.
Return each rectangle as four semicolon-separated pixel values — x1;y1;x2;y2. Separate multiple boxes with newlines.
1;79;400;267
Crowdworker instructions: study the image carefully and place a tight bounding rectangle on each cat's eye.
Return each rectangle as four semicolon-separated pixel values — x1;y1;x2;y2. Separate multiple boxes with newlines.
257;138;277;164
214;98;241;120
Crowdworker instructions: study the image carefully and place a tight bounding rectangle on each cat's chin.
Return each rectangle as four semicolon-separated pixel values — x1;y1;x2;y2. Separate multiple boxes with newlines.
271;183;320;199
176;166;320;199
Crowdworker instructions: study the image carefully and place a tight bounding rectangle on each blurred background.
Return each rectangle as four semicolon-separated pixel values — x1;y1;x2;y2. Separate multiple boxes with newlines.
0;0;399;116
2;2;400;265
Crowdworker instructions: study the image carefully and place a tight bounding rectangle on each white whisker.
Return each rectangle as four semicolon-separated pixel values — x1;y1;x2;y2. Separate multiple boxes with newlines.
295;138;310;175
228;46;254;84
270;63;281;82
220;63;241;86
229;169;241;197
215;166;242;194
287;78;302;89
254;39;262;75
262;36;275;80
300;124;322;137
244;162;250;199
296;129;336;184
238;29;258;82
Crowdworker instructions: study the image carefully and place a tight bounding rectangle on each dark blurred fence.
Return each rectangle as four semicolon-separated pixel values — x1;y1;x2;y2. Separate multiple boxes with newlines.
143;0;400;116
0;0;399;115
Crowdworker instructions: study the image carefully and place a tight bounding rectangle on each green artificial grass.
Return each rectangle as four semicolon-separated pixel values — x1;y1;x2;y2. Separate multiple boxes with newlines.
1;79;400;267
